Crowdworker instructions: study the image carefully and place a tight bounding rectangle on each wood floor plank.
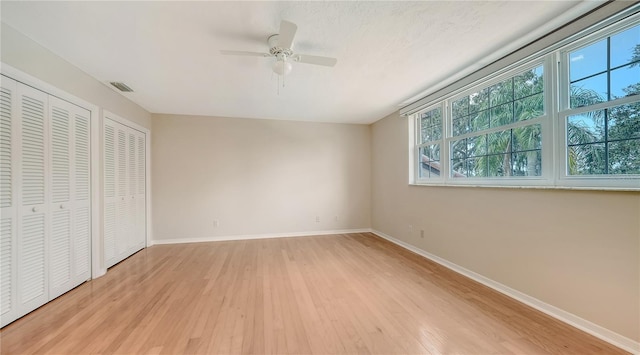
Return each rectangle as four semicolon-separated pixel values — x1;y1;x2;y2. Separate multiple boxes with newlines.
0;233;630;355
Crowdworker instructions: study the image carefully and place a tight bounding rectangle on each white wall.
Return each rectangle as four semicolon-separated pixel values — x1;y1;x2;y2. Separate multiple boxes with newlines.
371;111;640;343
151;114;371;241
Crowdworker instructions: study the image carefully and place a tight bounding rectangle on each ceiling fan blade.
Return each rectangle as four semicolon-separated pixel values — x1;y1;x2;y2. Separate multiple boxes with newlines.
277;20;297;49
220;50;270;57
294;54;337;67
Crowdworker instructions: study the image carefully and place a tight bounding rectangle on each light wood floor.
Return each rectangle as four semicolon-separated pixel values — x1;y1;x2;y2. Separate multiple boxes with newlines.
0;233;628;354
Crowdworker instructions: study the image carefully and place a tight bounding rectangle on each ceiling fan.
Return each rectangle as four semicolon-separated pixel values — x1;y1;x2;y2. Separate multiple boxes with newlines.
220;20;337;76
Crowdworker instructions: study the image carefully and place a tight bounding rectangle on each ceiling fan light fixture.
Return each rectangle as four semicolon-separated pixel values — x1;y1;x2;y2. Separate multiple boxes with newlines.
272;59;292;76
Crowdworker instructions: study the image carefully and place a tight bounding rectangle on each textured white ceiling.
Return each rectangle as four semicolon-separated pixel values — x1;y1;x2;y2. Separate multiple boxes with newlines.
1;1;600;123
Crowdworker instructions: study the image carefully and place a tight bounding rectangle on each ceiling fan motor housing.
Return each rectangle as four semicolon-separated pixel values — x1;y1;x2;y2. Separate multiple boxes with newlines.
268;34;293;59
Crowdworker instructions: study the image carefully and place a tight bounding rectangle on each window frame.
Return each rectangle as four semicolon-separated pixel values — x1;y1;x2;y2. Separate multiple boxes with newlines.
413;102;445;184
556;16;640;189
409;12;640;190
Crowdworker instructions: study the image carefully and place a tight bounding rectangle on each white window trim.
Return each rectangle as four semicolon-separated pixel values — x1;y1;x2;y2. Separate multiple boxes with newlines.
409;12;640;191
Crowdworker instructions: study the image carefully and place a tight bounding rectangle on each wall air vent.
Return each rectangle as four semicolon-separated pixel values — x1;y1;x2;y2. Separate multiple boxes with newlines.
109;82;134;92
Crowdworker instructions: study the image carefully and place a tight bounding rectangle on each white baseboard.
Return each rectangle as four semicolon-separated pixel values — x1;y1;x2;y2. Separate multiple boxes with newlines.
370;229;639;354
151;228;372;245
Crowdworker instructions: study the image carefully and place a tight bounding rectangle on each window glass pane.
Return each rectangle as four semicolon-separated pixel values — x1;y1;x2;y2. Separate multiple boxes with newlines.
451;139;467;159
512;125;542;152
569;39;607;81
469;88;489;114
466;157;486;177
568;143;606;175
512;151;542;176
490;79;514;106
490;103;513;127
610;24;640;68
608;102;640;140
470;110;490;132
608;139;640;174
419;145;442;178
488;130;511;154
566;102;640;175
467;135;486;157
419;107;442;143
514;66;544;99
453;66;544;137
452;117;469;136
610;64;640;99
449;124;540;179
514;93;544;121
420;116;430;143
452;97;468;120
451;159;467;178
570;73;607;108
567;111;605;144
488;154;510;177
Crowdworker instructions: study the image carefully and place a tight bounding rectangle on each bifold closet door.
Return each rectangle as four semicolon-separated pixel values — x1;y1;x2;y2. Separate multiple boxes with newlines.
1;76;19;326
104;118;146;269
0;76;91;328
16;83;49;317
47;97;91;300
103;119;117;267
135;132;145;249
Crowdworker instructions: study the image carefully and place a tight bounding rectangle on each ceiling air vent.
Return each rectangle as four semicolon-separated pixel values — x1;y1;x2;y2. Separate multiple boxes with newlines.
110;82;134;92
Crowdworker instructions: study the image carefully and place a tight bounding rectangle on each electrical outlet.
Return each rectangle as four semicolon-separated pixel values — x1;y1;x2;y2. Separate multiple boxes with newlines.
316;216;320;223
420;230;424;238
408;224;413;231
213;220;219;228
334;216;338;222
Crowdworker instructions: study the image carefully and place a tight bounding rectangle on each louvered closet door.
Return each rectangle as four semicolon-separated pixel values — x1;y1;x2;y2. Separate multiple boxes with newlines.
48;97;73;299
127;130;137;253
103;120;117;268
115;124;128;262
72;106;90;284
104;118;146;269
47;98;91;300
135;131;146;249
16;84;49;314
0;76;19;327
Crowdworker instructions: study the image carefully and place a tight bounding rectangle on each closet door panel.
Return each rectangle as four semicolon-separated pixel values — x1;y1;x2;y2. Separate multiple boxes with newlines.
104;121;116;267
136;132;146;248
127;131;137;252
17;84;48;314
0;77;18;327
48;98;73;299
116;125;128;260
73;109;90;282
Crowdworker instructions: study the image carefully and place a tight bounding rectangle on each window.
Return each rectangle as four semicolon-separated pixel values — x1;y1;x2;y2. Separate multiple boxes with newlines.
410;13;640;190
449;65;545;179
561;22;640;178
416;106;443;179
